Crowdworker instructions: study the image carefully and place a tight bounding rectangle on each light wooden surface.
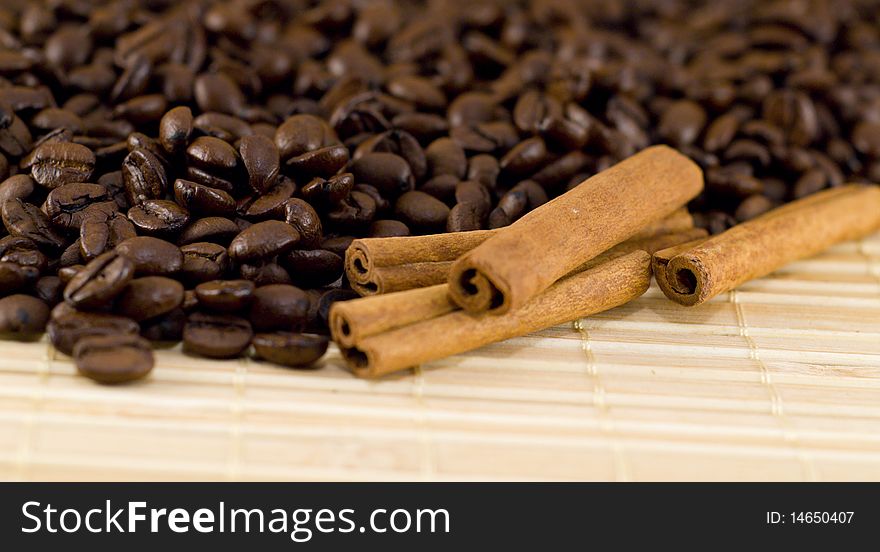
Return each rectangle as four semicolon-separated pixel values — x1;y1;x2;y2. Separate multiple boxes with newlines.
1;233;879;481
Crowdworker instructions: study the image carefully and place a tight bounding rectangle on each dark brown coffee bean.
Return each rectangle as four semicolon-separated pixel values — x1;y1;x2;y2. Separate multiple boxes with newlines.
127;199;190;236
488;189;528;229
0;236;48;273
122;148;167;205
173;178;235;216
79;210;137;260
239;134;280;194
177;217;240;246
284;199;323;249
301;173;353;207
64;251;135;309
180;242;230;285
74;334;153;384
186;136;239;173
702;113;740;153
349;152;415;197
658;100;707;147
252;332;329;368
238;262;292;286
228;220;300;262
499;136;549;178
31;108;83;134
392;112;448;143
369;219;410;237
274;114;337;160
238;177;295;220
195;279;255;313
194;72;246;116
1;198;65;250
0;261;31;295
0;175;35;205
115;236;183;276
394;190;451;233
194;112;254;141
735;194;775;222
158;105;193;155
33;275;63;305
793;168;828;199
447;202;483;232
0;294;49;340
530;151;589;189
249;284;310;332
48;311;139;356
45;183;116;229
0;114;33;157
183;312;253;359
283;249;343;288
425;137;467;179
317;288;359;326
116;276;184;322
29;142;95;188
514;88;563;134
467;154;500;189
326;190;377;229
852;121;880;158
140;307;186;343
762;90;819;147
285;143;350;179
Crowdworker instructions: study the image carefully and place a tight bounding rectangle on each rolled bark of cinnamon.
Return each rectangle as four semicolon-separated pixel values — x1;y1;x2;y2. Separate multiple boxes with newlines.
653;184;880;306
446;145;703;314
331;228;706;353
339;251;652;378
347;206;694;296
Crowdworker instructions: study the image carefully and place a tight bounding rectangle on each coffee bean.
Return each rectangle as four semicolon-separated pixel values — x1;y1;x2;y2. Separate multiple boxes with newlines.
116;276;184;321
658;100;707;147
187;136;239;172
0;294;49;340
122;148;167;204
64;251;135;309
369;219;410;237
173;178;235;216
0;236;48;273
158;105;193;155
140;307;186;343
317;288;360;327
252;332;329;368
228;220;300;262
2;198;65;250
283;249;343;288
239;134;280;194
447;202;483;232
128;199;190;236
239;262;293;286
285;143;350;179
394;190;451;233
115;236;183;276
180;242;230;285
284;199;323;248
195;279;255;312
183;312;253;359
425;137;467;178
177;217;240;246
29;142;95;188
74;334;154;384
274;114;338;160
80;210;137;260
499;136;549;179
300;173;353;207
248;284;310;332
45;182;116;229
33;275;63;305
326;190;377;229
48;311;140;357
349;152;414;197
238;176;295;220
0;175;35;205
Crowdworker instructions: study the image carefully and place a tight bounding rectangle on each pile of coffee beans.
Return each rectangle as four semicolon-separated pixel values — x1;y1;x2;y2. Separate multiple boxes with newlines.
0;0;877;383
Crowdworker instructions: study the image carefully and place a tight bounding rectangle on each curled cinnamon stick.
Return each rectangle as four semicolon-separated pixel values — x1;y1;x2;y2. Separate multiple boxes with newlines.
346;207;694;296
331;229;706;355
446;145;703;314
339;251;652;378
653;184;880;306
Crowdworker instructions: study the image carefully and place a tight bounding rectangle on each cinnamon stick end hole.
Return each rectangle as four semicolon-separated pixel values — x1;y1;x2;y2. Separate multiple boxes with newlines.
341;346;369;369
671;268;698;295
458;268;480;296
352;257;368;276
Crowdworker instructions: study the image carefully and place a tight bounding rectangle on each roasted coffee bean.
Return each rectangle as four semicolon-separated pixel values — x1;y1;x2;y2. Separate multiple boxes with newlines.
354;129;427;182
177;217;240;246
48;311;139;356
283;249;343;288
238;176;295;220
394;190;451;233
80;210;137;260
45;183;116;229
0;294;49;340
195;279;255;313
488;189;528;229
33;275;63;305
252;332;328;368
194;73;246;117
180;242;230;285
1;198;65;249
58;265;84;285
0;175;35;205
326;190;377;228
116;276;185;322
128;199;190;236
300;173;353;206
349;152;414;197
29;142;95;188
284;199;323;249
239;134;280;194
122;148;167;204
183;312;253;359
658;100;707;147
317;288;360;327
499;137;549;179
228;220;300;263
0;114;32;157
187;136;239;172
447;202;483;232
467;154;500;189
115;236;183;276
274;114;337;161
140;307;186;343
369;219;410;237
173;178;235;216
0;261;32;295
425;137;467;179
530;151;589;189
64;251;135;310
0;236;47;273
286;143;350;179
249;284;310;332
735;194;775;222
239;262;293;286
158;105;193;155
74;334;154;384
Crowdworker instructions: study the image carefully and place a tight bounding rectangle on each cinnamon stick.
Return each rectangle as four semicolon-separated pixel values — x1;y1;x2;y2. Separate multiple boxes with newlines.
347;207;694;296
331;228;706;351
339;251;652;378
446;145;703;314
653;184;880;306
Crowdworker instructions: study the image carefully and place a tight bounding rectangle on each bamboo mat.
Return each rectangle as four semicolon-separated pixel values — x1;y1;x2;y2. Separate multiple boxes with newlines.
1;233;880;482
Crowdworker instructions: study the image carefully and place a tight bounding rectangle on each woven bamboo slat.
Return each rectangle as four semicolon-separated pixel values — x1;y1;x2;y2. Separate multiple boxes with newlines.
1;233;879;481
